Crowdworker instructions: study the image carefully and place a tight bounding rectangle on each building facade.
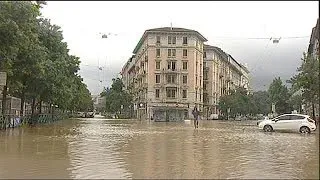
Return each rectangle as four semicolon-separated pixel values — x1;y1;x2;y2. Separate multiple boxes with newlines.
305;18;319;118
122;27;250;121
121;27;207;121
203;45;250;118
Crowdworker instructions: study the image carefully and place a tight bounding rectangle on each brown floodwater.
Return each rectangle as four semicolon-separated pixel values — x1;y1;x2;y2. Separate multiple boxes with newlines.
0;118;319;179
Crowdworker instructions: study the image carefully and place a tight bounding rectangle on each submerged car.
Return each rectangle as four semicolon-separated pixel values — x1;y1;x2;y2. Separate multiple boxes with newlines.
258;114;316;133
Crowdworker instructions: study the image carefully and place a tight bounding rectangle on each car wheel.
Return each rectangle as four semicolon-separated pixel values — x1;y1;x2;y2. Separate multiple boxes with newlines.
300;126;310;134
263;125;273;132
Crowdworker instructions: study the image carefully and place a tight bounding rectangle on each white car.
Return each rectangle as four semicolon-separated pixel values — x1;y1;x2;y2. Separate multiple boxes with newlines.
258;114;317;133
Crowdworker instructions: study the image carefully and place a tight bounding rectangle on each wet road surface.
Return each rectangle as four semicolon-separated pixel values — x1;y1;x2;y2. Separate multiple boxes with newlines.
0;118;318;179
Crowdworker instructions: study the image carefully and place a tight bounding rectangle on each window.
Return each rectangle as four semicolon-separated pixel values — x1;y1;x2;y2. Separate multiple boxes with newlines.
167;61;176;71
183;49;188;58
290;115;305;120
182;90;187;98
156;49;160;57
204;83;207;90
166;74;176;83
172;36;176;44
156;36;160;44
155;89;160;98
196;76;198;86
168;36;176;44
183;37;188;45
156;61;160;70
196;61;198;73
183;75;187;84
195;89;198;100
166;88;177;98
168;49;176;57
278;115;290;120
203;62;206;68
156;74;160;83
183;62;188;70
203;52;207;58
203;93;208;103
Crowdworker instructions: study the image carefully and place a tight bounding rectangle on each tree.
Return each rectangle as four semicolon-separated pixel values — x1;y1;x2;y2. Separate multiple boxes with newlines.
289;53;319;118
0;1;43;115
268;77;291;114
251;91;271;115
101;78;132;117
218;86;252;119
0;1;93;117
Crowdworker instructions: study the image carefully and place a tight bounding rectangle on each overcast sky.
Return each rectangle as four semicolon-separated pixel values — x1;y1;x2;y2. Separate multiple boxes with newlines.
41;1;319;95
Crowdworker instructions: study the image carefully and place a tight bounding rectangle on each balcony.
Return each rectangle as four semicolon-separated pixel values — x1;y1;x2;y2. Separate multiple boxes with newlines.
203;66;209;71
163;98;179;103
164;82;179;88
163;68;179;74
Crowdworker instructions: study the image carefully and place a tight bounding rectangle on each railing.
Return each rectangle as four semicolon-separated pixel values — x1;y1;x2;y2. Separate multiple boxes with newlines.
0;113;68;131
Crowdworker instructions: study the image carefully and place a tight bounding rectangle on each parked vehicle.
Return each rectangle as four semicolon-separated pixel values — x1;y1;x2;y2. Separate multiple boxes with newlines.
209;114;219;120
86;112;94;118
258;114;316;133
77;112;86;118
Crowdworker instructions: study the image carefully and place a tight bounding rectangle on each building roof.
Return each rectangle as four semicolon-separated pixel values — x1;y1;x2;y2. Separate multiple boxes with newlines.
308;18;319;55
204;44;250;74
204;44;228;59
133;27;208;53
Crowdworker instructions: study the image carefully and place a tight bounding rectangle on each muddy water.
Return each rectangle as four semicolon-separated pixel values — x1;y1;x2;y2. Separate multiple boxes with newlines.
0;118;318;179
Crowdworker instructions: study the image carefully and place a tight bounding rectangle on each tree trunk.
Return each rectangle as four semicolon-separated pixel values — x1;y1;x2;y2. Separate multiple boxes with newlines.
39;100;42;114
31;97;36;117
20;93;25;117
1;85;7;116
312;103;315;121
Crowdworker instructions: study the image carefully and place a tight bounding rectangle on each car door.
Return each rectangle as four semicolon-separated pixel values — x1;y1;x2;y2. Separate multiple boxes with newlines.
272;115;291;130
289;115;305;130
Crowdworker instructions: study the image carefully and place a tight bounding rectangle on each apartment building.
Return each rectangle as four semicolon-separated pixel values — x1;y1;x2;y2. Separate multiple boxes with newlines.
121;27;207;121
203;45;250;117
305;18;319;118
308;18;319;59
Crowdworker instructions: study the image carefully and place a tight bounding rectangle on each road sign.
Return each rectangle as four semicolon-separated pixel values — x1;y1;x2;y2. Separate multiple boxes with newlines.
0;72;7;86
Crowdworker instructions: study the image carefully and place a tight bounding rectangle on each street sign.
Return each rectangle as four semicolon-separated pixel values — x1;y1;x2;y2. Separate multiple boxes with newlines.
0;72;7;86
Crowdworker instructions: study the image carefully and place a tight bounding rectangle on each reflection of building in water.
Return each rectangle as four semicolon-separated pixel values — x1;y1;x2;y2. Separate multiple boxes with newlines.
117;126;238;179
66;120;132;179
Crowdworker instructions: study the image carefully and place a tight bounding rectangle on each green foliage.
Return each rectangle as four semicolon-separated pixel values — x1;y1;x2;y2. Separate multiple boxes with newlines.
290;54;319;104
268;77;291;114
0;1;92;114
251;91;271;115
101;78;132;115
218;86;253;118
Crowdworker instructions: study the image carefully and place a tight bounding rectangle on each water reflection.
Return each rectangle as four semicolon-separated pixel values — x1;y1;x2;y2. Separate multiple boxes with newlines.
0;118;318;179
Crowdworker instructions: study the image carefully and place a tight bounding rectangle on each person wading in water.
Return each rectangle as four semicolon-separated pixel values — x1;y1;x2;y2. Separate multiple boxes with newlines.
192;106;199;129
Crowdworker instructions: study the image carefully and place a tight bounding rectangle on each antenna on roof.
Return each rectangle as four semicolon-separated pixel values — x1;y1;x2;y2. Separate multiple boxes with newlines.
170;22;173;30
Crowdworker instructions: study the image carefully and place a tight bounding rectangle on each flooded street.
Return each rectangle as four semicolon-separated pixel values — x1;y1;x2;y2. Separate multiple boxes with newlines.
0;118;319;179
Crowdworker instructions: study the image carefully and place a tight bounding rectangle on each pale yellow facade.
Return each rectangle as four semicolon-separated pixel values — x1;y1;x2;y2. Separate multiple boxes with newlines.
203;45;250;117
122;27;207;121
122;27;250;121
